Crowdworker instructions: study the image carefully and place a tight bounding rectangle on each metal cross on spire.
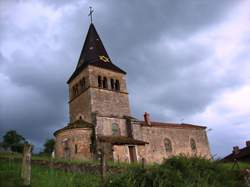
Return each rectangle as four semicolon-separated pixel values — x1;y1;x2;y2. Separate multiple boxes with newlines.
88;6;94;23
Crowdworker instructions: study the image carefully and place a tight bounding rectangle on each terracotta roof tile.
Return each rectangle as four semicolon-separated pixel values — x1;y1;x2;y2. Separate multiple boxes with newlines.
139;121;206;129
53;119;92;136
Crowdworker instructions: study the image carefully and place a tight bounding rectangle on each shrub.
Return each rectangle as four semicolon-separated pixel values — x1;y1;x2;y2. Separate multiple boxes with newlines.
105;156;246;187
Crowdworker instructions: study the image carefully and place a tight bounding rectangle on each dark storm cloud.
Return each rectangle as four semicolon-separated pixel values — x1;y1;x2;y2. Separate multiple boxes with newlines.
94;0;237;54
0;0;248;155
83;0;240;121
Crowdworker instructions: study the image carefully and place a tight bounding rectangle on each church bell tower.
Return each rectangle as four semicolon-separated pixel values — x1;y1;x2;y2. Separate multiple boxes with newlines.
67;23;131;124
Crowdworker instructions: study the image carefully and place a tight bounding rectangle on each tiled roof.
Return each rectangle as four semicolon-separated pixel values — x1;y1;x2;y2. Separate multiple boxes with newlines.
67;23;126;83
98;135;148;145
53;119;93;136
139;121;206;129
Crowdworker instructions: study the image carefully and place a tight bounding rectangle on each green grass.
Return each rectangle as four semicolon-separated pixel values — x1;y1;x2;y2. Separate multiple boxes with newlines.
0;159;101;187
1;152;249;187
221;162;250;170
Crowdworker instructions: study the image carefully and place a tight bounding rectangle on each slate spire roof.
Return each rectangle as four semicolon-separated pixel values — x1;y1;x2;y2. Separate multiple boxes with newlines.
67;23;126;83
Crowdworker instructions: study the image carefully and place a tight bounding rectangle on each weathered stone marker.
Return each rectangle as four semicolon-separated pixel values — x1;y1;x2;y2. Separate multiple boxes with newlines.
21;144;32;186
141;157;145;169
100;150;107;183
99;142;108;185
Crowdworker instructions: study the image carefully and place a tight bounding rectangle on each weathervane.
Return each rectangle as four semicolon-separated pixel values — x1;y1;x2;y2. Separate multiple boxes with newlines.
88;6;94;23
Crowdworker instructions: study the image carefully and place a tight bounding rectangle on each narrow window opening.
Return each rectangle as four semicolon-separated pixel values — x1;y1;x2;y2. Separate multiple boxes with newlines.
103;77;107;89
80;78;86;90
111;79;114;90
190;138;197;151
164;138;172;152
79;80;83;90
75;144;78;154
115;80;120;91
73;86;78;96
98;76;102;88
75;84;79;95
112;123;120;136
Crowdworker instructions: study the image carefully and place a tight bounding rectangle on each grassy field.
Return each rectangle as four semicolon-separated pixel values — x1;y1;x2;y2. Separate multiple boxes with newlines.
0;159;101;187
1;151;249;170
0;152;249;187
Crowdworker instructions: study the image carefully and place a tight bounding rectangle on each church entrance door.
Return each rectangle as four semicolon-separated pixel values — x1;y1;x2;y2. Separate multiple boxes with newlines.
128;146;137;163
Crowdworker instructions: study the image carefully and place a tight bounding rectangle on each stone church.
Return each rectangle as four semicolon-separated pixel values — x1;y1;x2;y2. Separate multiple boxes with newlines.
54;22;211;163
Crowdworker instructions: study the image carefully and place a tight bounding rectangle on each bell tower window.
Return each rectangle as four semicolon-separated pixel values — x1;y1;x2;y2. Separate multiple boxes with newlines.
115;80;120;91
73;84;79;96
80;78;85;90
103;77;108;89
98;76;102;88
111;78;114;90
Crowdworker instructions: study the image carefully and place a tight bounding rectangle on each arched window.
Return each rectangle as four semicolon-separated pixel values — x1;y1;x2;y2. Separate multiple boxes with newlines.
164;138;172;152
110;78;114;90
80;78;85;90
112;123;120;136
98;76;102;88
190;138;197;151
103;77;108;89
79;80;83;90
73;85;78;96
115;80;120;91
75;84;79;95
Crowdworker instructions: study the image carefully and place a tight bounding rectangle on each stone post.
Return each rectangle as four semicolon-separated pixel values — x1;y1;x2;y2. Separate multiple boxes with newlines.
100;150;107;183
21;144;32;186
141;158;145;169
91;112;98;159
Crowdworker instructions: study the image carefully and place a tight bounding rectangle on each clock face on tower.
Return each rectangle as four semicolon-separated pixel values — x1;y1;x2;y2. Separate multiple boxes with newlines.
99;55;110;62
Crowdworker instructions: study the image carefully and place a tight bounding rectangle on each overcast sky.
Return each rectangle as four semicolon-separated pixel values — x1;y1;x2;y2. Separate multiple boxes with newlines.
0;0;249;157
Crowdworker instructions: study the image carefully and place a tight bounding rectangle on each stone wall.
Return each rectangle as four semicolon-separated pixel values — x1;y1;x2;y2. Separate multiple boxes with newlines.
88;65;128;93
88;65;131;117
113;145;129;163
54;128;92;160
132;123;211;163
69;67;92;123
68;65;131;123
113;145;145;163
69;91;92;123
96;116;127;136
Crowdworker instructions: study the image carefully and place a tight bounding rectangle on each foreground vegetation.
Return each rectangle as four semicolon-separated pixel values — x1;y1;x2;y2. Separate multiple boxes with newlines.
0;153;249;187
105;156;248;187
0;159;101;187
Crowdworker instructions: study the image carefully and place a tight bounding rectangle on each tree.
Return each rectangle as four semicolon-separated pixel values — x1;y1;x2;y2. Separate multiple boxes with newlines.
2;130;27;153
43;139;55;154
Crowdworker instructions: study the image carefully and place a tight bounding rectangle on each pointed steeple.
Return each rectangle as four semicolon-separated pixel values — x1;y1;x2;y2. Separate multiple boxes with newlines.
67;23;126;83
